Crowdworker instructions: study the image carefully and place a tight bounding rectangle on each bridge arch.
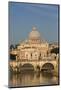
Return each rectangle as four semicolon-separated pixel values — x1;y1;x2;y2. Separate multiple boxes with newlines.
21;63;34;71
41;63;54;72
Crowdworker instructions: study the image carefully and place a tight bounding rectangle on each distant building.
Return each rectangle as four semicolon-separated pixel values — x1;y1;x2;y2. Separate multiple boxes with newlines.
10;27;49;60
9;27;59;72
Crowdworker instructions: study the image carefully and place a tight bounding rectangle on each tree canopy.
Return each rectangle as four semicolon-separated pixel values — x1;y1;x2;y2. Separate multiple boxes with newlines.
10;44;14;50
50;47;59;54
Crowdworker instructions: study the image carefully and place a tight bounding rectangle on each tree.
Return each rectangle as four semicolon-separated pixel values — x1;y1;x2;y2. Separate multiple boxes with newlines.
10;44;14;50
14;44;19;49
50;47;59;55
10;54;16;60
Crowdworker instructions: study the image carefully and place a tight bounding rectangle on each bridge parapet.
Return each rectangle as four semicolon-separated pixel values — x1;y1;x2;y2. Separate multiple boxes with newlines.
18;58;57;62
9;57;57;72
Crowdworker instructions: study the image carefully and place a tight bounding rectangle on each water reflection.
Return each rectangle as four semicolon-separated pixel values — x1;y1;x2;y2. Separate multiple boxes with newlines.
9;71;58;87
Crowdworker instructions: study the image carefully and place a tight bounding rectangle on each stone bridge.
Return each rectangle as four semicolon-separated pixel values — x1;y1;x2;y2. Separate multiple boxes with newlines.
9;58;58;72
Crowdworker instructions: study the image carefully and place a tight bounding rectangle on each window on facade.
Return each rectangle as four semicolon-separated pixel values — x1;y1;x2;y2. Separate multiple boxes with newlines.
31;53;32;58
40;53;41;56
47;51;48;55
35;54;37;56
26;54;28;59
35;53;37;57
55;56;56;59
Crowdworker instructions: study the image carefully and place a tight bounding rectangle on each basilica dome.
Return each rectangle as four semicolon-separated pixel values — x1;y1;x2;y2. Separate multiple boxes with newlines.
29;27;40;40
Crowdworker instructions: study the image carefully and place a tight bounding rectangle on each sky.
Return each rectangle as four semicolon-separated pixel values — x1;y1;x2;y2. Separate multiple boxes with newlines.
9;2;59;45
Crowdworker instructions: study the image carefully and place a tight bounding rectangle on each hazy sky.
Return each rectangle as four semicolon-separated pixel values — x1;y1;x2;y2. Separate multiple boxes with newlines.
9;2;59;45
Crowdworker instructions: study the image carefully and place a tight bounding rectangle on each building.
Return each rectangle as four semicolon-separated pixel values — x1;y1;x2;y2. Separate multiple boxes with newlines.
9;27;59;72
11;27;49;60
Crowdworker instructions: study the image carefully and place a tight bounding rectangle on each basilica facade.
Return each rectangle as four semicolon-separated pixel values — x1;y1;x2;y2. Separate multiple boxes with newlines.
10;27;59;61
9;26;59;73
15;27;49;61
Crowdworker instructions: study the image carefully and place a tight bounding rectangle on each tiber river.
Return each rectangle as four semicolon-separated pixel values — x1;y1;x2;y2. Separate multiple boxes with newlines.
9;71;58;87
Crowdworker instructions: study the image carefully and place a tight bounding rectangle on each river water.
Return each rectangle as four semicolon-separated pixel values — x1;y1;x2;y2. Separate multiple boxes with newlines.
9;71;58;87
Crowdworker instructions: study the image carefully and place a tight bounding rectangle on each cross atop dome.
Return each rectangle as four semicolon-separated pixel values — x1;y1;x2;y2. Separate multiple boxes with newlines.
32;26;37;31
